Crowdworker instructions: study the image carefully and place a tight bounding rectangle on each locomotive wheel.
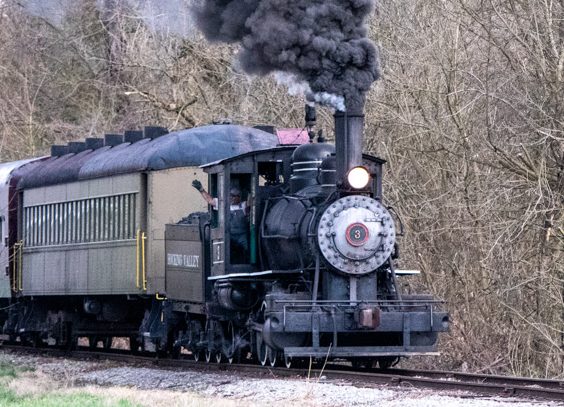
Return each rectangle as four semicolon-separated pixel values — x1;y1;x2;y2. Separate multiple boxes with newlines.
204;319;224;364
256;331;268;366
226;321;235;364
66;337;78;351
192;350;203;362
377;357;399;369
255;301;270;366
89;336;98;349
256;331;278;367
103;337;113;350
187;320;203;361
32;333;44;348
351;358;374;369
268;348;279;367
170;330;182;359
226;321;240;364
129;336;142;354
59;322;77;350
24;333;42;348
284;354;292;369
21;334;33;347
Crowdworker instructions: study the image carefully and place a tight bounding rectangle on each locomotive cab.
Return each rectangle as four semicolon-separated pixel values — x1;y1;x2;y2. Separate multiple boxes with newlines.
201;147;295;275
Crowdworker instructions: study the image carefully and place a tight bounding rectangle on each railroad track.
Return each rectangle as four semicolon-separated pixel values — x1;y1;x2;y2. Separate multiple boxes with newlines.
2;342;563;402
324;365;564;401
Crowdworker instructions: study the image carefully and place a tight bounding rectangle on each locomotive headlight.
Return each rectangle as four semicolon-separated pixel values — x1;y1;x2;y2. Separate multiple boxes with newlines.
347;166;370;189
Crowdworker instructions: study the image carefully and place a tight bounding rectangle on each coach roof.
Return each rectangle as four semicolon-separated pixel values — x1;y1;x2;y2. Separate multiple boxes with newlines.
17;125;280;189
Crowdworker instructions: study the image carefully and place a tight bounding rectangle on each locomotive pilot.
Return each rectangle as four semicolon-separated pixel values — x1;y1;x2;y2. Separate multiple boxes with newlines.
192;180;249;263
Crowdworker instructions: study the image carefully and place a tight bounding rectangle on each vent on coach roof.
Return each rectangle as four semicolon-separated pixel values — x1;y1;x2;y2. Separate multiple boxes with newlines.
124;130;143;143
254;125;276;134
143;126;168;139
50;145;68;157
104;134;123;147
67;142;87;154
85;137;104;150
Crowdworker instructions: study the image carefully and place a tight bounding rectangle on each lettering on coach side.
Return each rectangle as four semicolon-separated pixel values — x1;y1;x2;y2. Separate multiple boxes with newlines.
167;253;200;269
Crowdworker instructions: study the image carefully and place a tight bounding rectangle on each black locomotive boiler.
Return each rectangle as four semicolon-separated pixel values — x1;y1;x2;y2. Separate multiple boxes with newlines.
0;105;448;368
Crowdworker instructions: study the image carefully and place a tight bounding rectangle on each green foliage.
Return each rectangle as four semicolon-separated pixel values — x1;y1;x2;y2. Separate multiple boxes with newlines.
0;360;136;407
0;363;18;379
0;390;137;407
0;387;19;405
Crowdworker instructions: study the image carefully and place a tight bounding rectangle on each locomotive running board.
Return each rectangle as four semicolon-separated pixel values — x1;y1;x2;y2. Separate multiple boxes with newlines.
208;270;303;280
283;346;440;358
394;269;421;275
208;270;418;281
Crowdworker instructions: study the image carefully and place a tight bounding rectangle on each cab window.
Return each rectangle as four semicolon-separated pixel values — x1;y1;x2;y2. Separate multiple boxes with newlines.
209;173;224;228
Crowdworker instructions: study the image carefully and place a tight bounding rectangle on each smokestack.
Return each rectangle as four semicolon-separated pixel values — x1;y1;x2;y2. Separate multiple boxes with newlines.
334;98;365;183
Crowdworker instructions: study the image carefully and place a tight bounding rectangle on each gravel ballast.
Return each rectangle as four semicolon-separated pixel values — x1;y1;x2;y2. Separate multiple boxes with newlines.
0;350;559;407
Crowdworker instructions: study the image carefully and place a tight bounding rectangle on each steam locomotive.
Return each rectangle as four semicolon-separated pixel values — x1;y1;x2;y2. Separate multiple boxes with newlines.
0;105;448;368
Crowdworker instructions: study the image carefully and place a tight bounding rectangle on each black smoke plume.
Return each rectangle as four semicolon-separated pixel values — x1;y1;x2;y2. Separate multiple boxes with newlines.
192;0;379;110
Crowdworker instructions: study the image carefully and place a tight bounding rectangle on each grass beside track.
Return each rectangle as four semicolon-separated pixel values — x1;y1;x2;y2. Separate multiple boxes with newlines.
0;362;18;379
0;389;134;407
0;361;136;407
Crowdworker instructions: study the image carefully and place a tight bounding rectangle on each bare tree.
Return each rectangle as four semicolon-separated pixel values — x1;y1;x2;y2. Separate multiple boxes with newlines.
369;0;563;376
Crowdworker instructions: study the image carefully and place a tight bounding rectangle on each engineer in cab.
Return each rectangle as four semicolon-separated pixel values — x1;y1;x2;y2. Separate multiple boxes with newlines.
192;180;250;263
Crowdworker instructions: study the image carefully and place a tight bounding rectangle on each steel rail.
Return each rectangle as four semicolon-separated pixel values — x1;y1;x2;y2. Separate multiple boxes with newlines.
359;366;564;390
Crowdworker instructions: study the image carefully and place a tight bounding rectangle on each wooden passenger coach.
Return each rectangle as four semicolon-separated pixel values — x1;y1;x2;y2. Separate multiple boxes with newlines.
10;125;281;299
